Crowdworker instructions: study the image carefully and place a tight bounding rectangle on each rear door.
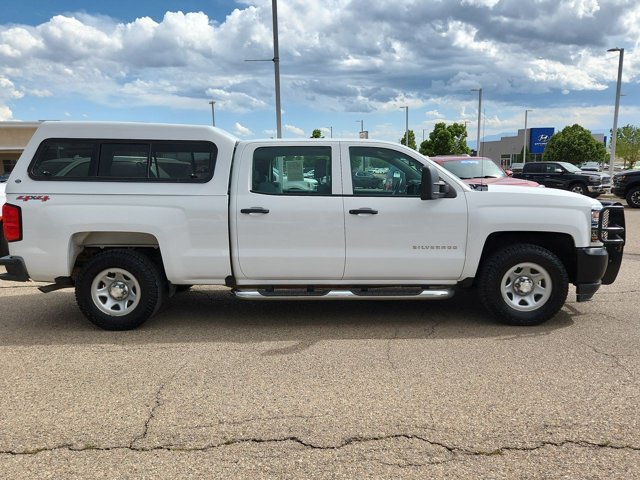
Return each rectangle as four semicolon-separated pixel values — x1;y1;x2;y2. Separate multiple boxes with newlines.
231;142;345;281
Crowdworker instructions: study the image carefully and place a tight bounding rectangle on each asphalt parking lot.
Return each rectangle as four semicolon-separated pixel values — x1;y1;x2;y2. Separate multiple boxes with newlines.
1;208;639;479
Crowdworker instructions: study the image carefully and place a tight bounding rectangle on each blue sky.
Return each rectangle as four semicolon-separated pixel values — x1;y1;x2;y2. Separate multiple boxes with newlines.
1;0;638;146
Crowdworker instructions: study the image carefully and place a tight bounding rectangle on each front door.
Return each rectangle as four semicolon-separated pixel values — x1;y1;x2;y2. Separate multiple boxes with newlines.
342;144;467;281
233;143;345;281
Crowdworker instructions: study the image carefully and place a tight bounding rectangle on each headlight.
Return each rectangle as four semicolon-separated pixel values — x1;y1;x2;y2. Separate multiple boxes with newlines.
588;175;600;183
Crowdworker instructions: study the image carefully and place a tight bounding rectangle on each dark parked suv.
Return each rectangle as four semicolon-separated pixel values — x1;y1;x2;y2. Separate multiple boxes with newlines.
512;161;609;197
612;169;640;208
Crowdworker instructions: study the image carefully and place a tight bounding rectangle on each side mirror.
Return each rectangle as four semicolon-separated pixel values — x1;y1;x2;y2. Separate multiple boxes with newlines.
421;165;452;200
505;169;513;177
555;168;563;174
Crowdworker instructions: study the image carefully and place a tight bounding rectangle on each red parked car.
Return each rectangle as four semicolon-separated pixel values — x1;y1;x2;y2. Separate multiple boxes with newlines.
431;156;539;188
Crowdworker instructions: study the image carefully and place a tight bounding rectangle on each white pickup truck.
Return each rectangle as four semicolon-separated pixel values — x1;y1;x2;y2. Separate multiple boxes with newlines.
0;122;626;330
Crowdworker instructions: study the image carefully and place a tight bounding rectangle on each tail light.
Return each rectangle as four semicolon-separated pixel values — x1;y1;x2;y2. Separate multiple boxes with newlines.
2;204;22;242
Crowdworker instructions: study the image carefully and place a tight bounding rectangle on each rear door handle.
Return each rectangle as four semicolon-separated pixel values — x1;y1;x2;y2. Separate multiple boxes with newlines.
241;207;270;214
349;208;378;215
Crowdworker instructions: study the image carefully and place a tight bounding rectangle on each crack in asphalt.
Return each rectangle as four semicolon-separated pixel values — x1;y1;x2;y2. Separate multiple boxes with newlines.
423;318;446;339
129;360;190;448
2;435;639;457
581;343;636;381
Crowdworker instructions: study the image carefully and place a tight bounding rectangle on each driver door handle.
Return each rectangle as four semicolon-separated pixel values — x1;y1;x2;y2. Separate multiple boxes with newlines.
349;208;378;215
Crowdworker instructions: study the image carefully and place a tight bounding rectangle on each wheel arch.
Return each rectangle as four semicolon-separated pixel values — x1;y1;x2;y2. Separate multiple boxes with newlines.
69;231;165;281
476;231;577;283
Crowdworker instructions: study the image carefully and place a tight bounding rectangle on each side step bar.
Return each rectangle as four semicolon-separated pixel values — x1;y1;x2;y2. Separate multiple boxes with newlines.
233;288;454;301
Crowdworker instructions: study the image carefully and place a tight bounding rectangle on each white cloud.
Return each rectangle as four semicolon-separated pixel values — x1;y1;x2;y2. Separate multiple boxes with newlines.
0;77;23;99
425;110;444;118
233;122;252;136
563;0;600;19
0;105;12;120
285;124;305;137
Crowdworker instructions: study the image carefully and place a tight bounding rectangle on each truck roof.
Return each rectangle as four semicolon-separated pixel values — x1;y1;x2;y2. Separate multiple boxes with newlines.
31;121;239;147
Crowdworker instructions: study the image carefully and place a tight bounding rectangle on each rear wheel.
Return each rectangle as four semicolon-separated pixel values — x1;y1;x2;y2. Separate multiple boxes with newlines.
626;186;640;208
478;244;568;326
75;249;167;330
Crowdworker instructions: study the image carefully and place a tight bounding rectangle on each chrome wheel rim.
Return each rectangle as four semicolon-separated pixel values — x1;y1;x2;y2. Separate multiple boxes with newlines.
500;262;552;312
571;185;585;194
630;190;640;206
91;268;141;317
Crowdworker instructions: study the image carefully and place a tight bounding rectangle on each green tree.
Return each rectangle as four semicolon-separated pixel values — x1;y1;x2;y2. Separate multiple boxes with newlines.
419;122;471;156
310;129;324;138
448;122;472;155
614;124;640;169
542;124;607;165
399;129;417;150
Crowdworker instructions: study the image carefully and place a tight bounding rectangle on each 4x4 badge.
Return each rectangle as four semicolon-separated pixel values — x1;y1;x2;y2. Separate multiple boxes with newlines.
16;195;50;202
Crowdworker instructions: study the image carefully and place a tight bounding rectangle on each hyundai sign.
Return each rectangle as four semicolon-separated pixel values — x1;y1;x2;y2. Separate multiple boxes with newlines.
530;127;555;154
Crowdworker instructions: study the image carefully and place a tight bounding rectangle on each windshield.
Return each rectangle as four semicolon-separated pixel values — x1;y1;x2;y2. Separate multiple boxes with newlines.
558;162;582;173
441;159;505;180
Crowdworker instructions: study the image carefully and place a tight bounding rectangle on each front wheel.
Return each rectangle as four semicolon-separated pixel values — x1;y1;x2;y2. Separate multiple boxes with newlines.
569;183;587;195
75;249;167;330
626;186;640;208
477;244;568;326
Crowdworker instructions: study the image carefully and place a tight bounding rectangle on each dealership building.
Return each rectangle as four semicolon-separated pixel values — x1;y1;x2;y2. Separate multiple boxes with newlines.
0;122;40;175
481;127;606;168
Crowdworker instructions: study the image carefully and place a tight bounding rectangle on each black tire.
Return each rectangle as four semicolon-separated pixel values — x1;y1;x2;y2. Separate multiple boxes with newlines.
0;223;8;257
477;244;569;326
75;249;167;330
569;183;588;195
626;186;640;208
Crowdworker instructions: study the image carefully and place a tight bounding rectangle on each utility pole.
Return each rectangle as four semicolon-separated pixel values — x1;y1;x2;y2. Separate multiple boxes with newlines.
608;48;624;175
271;0;282;138
209;100;216;127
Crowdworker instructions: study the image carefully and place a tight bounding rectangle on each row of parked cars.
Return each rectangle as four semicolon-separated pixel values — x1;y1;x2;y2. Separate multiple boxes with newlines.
433;155;639;208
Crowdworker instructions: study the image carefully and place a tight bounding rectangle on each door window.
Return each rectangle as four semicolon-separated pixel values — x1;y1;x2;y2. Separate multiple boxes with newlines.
251;146;332;195
349;147;423;196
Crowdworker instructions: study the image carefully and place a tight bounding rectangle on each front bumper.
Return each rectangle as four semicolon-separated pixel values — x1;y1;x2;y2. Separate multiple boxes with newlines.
587;184;609;194
611;186;626;197
574;248;607;301
0;256;30;282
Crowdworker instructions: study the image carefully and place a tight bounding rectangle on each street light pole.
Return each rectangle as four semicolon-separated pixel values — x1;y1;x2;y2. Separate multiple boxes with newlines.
208;100;216;127
271;0;282;138
400;106;408;147
523;109;532;163
471;88;482;156
608;47;624;175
